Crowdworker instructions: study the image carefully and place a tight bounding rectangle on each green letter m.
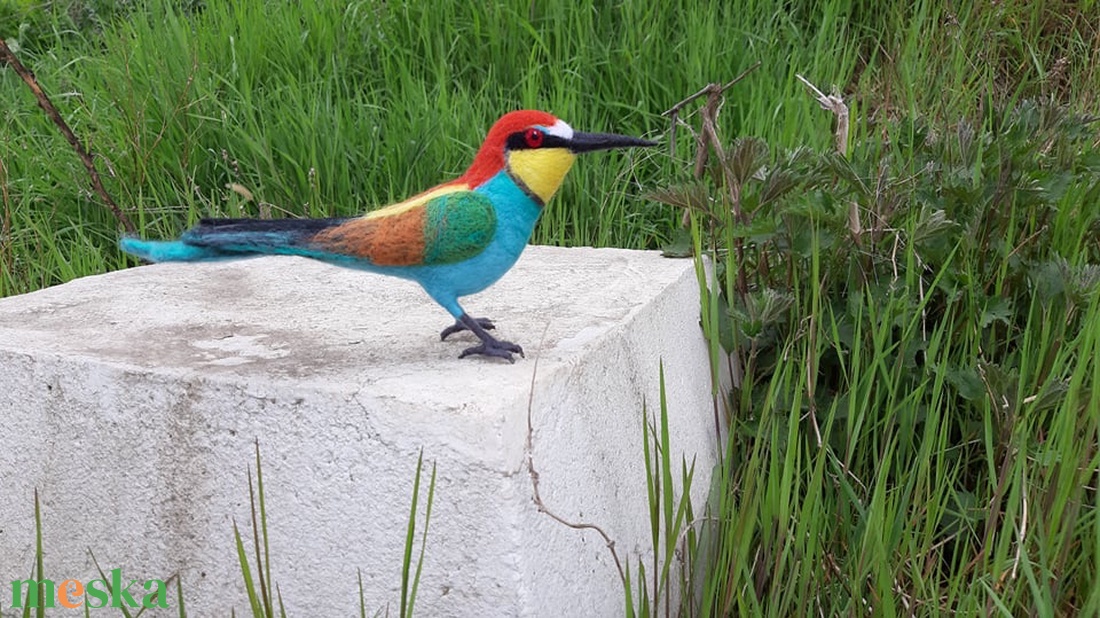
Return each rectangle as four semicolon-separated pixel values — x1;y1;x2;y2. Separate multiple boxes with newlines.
11;578;56;608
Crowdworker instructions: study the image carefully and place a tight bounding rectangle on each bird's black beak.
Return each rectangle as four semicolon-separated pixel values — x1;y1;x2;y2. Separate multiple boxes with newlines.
567;131;657;153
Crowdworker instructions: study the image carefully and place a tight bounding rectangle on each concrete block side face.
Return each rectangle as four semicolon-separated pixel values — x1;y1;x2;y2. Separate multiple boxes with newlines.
515;348;646;617
0;351;250;612
514;262;718;617
0;352;525;617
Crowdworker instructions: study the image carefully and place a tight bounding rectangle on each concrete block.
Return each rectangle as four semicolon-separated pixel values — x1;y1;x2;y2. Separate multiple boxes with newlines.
0;245;719;616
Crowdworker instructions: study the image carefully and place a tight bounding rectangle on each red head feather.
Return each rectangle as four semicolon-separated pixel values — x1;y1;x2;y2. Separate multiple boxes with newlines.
453;110;559;188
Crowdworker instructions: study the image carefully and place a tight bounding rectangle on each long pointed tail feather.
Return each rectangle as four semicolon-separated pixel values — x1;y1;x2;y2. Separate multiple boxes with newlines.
119;217;349;263
119;237;228;262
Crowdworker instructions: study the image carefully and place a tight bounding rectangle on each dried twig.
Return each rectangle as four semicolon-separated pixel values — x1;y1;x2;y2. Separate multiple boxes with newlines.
663;62;762;118
798;74;859;241
0;156;11;278
664;69;760;293
525;324;627;586
796;74;849;156
0;39;135;232
1010;479;1028;581
663;62;761;161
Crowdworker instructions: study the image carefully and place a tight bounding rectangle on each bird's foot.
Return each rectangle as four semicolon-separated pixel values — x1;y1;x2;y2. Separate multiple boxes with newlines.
440;317;495;341
449;313;523;362
459;339;524;363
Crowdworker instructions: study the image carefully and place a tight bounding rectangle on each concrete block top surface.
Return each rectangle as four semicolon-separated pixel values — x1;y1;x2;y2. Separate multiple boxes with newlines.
0;245;694;403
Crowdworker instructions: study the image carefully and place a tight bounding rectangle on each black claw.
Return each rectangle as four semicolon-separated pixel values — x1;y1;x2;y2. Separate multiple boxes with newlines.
459;340;524;363
440;317;495;341
447;312;524;362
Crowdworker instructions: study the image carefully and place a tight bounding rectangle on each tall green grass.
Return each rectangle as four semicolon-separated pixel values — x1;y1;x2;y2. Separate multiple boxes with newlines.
656;94;1100;615
4;0;1094;296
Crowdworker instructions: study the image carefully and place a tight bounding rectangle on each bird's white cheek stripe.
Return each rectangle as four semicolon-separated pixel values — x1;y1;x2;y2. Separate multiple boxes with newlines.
544;120;574;140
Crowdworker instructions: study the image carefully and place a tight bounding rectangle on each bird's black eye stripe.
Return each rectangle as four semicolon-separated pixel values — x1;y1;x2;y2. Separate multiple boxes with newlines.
506;130;570;150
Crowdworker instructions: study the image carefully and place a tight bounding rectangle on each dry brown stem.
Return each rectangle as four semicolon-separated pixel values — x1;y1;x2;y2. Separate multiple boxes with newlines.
797;74;860;242
524;325;627;586
0;39;135;232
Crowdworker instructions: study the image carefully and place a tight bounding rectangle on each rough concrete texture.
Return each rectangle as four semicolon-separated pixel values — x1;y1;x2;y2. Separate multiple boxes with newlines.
0;245;719;616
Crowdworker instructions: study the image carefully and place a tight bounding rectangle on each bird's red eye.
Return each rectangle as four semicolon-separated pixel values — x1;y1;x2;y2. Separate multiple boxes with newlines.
524;128;544;148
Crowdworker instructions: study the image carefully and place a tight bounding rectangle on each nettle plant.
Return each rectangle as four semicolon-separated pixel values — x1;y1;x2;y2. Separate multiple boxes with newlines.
654;98;1099;481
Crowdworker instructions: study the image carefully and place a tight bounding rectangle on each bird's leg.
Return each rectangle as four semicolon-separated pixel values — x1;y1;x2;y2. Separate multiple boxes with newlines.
453;313;523;362
439;317;495;341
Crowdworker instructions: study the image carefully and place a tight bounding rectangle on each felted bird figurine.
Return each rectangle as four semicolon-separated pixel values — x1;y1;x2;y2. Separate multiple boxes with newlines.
120;110;655;362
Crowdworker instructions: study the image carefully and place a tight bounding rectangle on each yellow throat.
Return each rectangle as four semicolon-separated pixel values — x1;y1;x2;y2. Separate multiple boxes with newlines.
506;148;576;204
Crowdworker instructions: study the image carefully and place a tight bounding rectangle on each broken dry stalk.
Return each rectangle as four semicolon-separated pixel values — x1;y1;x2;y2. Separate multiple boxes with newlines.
0;39;135;232
798;74;861;240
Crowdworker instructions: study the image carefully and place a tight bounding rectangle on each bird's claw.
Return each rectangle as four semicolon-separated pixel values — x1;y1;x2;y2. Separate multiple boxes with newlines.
449;312;523;362
459;340;524;363
440;317;495;341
